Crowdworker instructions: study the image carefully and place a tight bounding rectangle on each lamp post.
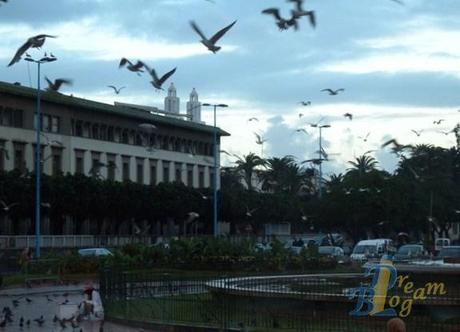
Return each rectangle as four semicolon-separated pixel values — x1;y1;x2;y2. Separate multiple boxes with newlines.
24;54;57;258
310;124;331;199
202;103;228;237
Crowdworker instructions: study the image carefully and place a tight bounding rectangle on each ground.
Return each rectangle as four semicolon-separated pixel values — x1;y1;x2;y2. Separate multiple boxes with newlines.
0;283;155;332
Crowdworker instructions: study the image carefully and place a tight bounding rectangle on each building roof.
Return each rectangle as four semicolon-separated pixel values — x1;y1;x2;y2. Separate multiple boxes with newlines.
0;81;230;137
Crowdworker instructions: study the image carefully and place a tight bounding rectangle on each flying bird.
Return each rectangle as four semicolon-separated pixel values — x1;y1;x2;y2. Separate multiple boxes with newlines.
262;8;297;31
433;119;445;125
299;101;311;106
321;88;345;95
247;117;259;122
142;63;177;90
298;113;304;118
294;128;309;135
439;130;452;135
289;0;316;28
358;133;370;142
343;113;353;120
107;85;125;94
8;34;57;67
381;138;413;154
254;133;267;145
0;199;18;212
45;77;72;92
190;20;237;53
119;58;144;74
411;129;423;137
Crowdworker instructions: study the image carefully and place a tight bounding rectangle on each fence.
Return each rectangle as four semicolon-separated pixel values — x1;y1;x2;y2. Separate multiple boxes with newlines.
100;268;460;331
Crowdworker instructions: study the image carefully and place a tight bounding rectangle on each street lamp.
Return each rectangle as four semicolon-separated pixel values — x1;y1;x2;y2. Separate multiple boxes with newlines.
24;54;57;258
202;103;228;237
310;123;331;199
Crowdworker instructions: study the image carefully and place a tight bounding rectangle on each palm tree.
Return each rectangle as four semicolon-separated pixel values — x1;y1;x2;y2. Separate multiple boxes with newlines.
234;153;266;191
347;155;378;175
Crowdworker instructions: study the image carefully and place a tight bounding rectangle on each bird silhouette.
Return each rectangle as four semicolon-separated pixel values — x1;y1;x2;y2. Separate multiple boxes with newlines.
298;113;304;118
254;132;267;145
299;101;311;106
0;199;18;212
289;0;316;28
358;133;370;142
45;77;72;92
294;128;309;135
247;117;259;122
411;129;423;137
190;20;237;53
262;8;297;31
8;34;57;67
343;113;353;120
142;63;177;90
433;119;445;125
439;130;452;135
107;85;125;94
321;88;345;95
381;138;412;154
118;58;144;74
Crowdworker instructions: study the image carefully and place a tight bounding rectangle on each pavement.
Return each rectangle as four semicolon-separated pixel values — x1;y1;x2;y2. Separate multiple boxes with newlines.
0;283;156;331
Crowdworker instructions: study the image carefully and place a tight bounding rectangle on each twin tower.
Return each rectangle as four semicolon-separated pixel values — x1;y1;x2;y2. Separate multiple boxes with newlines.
164;83;202;123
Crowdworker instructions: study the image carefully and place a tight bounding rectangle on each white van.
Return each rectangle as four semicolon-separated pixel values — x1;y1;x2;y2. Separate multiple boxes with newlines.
350;239;395;262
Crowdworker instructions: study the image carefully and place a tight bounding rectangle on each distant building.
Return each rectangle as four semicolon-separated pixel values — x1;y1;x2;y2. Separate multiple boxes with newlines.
164;83;180;114
186;88;202;123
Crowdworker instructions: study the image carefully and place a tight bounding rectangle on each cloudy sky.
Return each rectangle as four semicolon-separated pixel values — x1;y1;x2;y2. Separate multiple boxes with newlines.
1;0;460;177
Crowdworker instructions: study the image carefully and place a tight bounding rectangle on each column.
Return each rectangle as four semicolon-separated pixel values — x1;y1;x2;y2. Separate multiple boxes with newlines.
204;165;210;188
143;158;149;185
115;154;122;181
24;143;34;172
129;156;136;182
43;145;52;175
100;152;108;179
193;164;199;188
4;141;13;171
83;150;91;176
157;160;163;184
181;162;187;184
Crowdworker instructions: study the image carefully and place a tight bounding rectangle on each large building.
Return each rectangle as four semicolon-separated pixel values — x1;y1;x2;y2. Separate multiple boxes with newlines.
0;81;229;188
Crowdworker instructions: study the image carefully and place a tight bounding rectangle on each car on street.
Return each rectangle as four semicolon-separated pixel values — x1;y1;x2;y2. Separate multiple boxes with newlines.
437;246;460;263
393;244;426;262
78;248;113;257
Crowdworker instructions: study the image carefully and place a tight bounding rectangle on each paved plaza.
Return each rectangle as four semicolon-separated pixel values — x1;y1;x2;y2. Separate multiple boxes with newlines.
0;284;155;332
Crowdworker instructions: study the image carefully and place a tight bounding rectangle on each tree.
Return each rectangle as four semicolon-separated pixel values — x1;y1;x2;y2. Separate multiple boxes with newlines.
234;153;266;191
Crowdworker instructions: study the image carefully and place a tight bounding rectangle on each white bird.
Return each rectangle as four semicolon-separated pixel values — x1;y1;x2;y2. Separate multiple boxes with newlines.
8;34;57;67
190;20;237;53
0;200;18;212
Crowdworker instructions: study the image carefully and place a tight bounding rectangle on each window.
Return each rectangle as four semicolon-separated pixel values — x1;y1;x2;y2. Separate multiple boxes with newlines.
150;160;157;185
163;164;170;182
42;115;51;132
75;150;85;174
92;124;99;139
75;121;83;137
122;130;129;144
100;125;107;140
51;116;60;133
13;142;25;172
135;133;143;146
13;109;23;128
175;165;182;183
122;156;130;181
187;165;194;187
136;159;144;184
107;127;114;141
51;148;63;175
199;167;205;188
2;108;13;126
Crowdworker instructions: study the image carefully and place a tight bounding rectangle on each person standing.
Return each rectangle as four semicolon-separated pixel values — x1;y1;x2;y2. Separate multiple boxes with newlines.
78;281;104;332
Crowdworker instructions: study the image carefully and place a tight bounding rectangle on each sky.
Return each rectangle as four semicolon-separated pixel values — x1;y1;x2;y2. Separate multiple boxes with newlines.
1;0;460;178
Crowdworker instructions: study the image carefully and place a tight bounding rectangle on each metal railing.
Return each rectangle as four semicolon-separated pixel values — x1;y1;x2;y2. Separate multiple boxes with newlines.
100;268;460;331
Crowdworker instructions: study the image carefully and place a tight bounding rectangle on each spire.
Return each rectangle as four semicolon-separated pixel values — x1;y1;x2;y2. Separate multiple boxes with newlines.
168;83;177;97
190;88;198;102
164;82;179;114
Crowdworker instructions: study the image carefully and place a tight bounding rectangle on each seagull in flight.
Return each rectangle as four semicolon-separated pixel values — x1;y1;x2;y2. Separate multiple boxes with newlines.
321;88;345;95
45;77;72;92
289;0;316;28
439;130;452;136
299;101;311;106
142;63;177;90
262;8;297;31
8;34;57;67
119;58;144;75
343;113;353;120
0;200;18;212
358;133;370;142
107;85;125;94
247;117;259;122
433;119;445;125
381;138;413;154
411;129;423;137
254;133;267;145
294;128;309;135
190;20;237;53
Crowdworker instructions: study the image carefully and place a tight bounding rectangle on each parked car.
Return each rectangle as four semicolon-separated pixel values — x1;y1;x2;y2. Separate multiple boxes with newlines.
393;244;426;262
437;246;460;263
350;239;395;262
434;238;451;253
78;248;113;257
318;246;348;264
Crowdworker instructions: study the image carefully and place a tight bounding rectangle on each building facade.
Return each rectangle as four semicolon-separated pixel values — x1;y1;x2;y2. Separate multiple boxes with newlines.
0;81;229;188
